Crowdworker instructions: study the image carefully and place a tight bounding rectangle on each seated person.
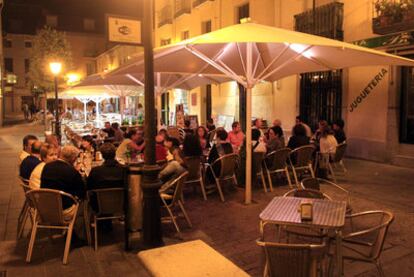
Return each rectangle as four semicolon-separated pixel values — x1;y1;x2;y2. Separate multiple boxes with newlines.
29;143;58;189
19;134;38;164
287;124;310;150
159;136;186;183
183;119;194;136
252;129;267;153
102;121;115;138
112;122;124;143
155;135;168;162
196;126;209;150
319;126;338;159
41;145;85;209
116;129;145;162
87;143;126;214
207;128;233;181
20;141;42;180
80;135;95;155
313;120;328;144
227;121;245;151
183;134;203;158
45;134;60;155
266;126;284;153
333;119;346;144
206;118;216;132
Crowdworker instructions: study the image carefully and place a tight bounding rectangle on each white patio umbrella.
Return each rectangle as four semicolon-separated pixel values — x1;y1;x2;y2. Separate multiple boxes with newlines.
109;22;414;205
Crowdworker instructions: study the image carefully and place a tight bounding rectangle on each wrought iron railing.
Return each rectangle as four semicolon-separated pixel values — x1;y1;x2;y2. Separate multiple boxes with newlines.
372;0;414;35
174;0;191;18
158;5;173;28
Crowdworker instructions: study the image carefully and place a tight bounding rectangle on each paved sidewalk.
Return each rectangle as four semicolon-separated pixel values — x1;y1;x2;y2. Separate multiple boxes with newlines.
0;123;414;276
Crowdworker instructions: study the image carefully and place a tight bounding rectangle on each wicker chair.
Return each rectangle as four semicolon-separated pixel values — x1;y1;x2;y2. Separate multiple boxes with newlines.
184;156;207;200
252;152;267;192
301;177;352;214
314;142;347;183
17;177;33;239
25;189;79;265
263;148;293;191
256;239;328;277
159;171;192;233
283;188;331;200
86;188;127;251
337;211;394;277
289;145;316;186
206;153;239;202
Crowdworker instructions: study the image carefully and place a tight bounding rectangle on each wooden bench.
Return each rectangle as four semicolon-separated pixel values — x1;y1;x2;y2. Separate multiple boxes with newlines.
137;239;250;277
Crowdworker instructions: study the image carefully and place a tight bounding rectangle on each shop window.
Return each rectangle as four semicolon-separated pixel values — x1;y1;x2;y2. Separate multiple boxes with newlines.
25;41;32;48
24;59;30;73
160;38;171;46
400;66;414;144
201;20;211;34
181;30;189;40
83;18;96;31
237;3;249;23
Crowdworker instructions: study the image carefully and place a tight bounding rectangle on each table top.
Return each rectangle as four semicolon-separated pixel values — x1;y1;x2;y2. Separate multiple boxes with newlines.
260;196;347;229
138;240;250;277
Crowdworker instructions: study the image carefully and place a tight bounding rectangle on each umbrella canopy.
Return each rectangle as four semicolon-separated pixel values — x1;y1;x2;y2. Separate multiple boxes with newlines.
109;22;414;205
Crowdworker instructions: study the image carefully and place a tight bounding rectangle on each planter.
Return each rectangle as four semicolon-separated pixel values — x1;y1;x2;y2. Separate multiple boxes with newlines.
379;15;392;27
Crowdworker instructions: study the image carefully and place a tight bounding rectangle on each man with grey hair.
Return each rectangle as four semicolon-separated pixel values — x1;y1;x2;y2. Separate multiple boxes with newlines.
41;145;85;209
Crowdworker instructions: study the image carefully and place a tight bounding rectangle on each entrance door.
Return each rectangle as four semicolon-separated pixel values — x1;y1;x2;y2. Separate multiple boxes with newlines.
299;70;343;130
400;66;414;144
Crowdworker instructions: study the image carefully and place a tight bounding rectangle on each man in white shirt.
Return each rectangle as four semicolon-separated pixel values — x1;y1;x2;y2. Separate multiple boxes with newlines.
19;135;38;164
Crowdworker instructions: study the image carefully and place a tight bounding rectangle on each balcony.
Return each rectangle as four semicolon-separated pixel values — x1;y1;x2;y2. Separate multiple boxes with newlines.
158;5;173;28
372;0;414;35
192;0;213;8
174;0;191;18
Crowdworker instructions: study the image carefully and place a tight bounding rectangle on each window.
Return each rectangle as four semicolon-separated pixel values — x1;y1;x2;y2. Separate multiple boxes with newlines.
201;20;211;34
24;59;30;73
3;39;12;48
400;66;414;144
160;38;171;46
4;58;13;73
237;3;250;23
181;30;189;40
46;15;58;27
83;18;95;31
25;41;32;48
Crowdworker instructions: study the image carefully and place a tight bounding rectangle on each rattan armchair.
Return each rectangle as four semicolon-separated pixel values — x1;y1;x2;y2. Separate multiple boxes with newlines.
289;145;316;186
256;239;328;277
338;210;394;277
86;188;127;251
159;171;192;233
184;156;207;200
253;151;267;192
25;189;79;265
205;153;239;202
263;148;293;191
314;142;347;183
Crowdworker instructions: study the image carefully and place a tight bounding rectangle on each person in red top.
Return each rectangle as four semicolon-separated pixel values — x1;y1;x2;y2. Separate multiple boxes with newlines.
227;121;245;151
155;135;168;161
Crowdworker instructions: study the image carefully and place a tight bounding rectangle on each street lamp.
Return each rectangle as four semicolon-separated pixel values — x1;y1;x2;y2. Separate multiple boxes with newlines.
49;62;62;138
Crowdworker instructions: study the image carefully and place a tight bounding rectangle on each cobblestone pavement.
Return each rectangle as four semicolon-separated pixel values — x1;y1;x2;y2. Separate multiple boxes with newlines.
0;123;414;276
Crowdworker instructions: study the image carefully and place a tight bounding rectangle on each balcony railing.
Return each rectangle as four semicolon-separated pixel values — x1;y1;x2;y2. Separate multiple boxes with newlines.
372;0;414;35
294;1;344;40
158;5;173;28
192;0;213;8
174;0;191;18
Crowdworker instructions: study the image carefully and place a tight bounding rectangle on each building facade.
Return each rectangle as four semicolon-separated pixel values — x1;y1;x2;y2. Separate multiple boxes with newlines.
150;0;414;167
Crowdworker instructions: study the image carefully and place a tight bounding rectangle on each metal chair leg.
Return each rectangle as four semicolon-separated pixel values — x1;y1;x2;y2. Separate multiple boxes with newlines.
309;163;316;178
260;171;267;193
340;160;347;173
285;167;293;188
166;205;181;233
199;177;208;200
26;220;38;263
178;200;192;228
215;178;225;202
63;224;74;265
292;168;299;187
18;207;30;239
83;202;92;246
94;217;98;251
376;260;385;277
328;163;337;183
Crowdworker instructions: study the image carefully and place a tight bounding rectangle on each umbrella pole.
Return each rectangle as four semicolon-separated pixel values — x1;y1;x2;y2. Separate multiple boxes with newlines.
245;87;252;204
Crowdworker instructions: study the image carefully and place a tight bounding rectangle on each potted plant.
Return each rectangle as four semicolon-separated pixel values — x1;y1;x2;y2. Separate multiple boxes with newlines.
401;0;414;21
375;0;401;25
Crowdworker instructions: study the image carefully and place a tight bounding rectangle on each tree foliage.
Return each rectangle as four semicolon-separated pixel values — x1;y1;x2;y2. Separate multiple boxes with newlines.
28;26;73;93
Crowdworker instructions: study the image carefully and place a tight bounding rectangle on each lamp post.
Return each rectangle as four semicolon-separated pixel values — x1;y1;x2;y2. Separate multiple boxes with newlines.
138;0;164;249
49;62;62;138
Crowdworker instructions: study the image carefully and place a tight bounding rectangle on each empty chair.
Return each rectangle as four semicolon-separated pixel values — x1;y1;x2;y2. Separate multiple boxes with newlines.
86;188;127;251
256;239;328;277
289;145;316;186
252;152;267;192
159;171;192;233
263;148;293;191
329;142;347;182
283;188;331;200
338;210;394;277
184;156;207;200
206;153;239;202
17;177;33;239
301;177;352;214
25;189;79;265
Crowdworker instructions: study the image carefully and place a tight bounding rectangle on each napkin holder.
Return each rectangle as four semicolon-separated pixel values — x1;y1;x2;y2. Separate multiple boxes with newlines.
300;201;313;221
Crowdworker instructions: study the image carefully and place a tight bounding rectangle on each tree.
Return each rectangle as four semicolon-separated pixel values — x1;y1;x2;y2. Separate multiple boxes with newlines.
28;26;73;108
